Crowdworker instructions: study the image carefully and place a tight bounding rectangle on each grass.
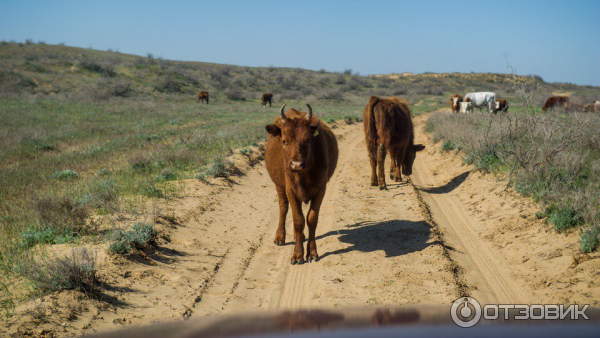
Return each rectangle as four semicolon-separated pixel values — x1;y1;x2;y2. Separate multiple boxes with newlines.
425;108;600;251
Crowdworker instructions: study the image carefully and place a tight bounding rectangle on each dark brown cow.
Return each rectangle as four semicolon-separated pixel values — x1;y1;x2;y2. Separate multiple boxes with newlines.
495;99;509;112
363;96;425;190
542;96;569;112
265;104;338;264
197;91;209;104
262;93;273;108
450;94;463;113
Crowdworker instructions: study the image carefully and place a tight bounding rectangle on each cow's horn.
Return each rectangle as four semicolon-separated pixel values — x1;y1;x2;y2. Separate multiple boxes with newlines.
306;104;313;119
279;103;287;119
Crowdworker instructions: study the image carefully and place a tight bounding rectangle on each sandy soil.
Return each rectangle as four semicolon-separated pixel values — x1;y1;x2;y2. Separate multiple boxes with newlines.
4;113;600;337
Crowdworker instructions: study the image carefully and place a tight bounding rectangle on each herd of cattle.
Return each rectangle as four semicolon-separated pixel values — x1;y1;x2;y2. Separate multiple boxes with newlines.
195;88;599;264
199;90;600;114
449;92;600;114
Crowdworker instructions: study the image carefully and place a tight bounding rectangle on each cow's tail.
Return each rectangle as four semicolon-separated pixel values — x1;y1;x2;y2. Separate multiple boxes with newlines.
364;96;379;152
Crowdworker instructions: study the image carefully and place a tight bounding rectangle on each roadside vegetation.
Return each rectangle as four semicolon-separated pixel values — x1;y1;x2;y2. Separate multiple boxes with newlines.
1;41;600;316
425;74;600;252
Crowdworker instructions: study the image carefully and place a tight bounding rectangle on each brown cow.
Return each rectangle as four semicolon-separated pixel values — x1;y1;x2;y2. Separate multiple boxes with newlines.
197;91;209;104
495;99;509;112
265;104;338;264
450;94;463;113
363;96;425;190
262;93;273;108
583;101;600;112
542;96;569;112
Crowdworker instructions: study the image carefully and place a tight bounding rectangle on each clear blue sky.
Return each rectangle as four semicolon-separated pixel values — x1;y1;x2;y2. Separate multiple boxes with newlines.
1;0;599;85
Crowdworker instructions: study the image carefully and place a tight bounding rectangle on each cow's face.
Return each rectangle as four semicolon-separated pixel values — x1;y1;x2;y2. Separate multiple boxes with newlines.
402;144;426;176
460;101;471;113
495;101;500;110
453;97;459;108
265;107;319;172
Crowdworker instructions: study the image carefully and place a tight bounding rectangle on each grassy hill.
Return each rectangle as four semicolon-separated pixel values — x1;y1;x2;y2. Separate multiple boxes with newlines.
1;41;599;314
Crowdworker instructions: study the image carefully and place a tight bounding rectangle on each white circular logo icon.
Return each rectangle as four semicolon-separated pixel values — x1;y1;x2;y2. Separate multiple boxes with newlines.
451;296;482;327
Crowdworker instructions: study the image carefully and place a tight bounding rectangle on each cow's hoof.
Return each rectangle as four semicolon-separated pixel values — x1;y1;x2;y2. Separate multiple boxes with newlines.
379;185;388;191
306;254;319;263
370;181;378;187
394;177;402;182
291;257;305;265
274;234;285;246
389;173;394;180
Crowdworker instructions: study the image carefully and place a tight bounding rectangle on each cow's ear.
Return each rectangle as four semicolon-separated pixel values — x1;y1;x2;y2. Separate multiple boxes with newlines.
265;124;281;137
414;144;425;152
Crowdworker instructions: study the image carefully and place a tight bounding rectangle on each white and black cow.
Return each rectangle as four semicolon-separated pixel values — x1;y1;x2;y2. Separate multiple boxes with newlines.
459;92;496;114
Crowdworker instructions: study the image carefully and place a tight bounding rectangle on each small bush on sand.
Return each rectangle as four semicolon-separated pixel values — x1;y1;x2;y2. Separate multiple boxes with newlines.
581;227;600;253
197;158;238;181
19;248;99;296
108;223;157;255
547;206;583;232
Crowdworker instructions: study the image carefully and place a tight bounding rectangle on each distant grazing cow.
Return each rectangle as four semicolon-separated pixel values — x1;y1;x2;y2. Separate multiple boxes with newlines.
265;104;338;264
495;99;509;112
542;96;569;112
262;93;273;108
197;91;209;104
450;94;463;113
583;101;600;112
363;96;425;190
460;92;496;114
583;104;595;112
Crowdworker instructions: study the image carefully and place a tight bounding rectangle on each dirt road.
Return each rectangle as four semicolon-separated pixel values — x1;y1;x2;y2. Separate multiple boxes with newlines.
7;113;600;337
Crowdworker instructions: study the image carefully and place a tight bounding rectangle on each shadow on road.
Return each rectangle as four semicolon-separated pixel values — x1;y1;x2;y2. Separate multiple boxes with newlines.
317;219;438;260
419;171;470;194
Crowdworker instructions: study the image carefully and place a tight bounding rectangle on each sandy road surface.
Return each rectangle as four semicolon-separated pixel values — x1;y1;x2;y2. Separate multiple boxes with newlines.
6;113;600;337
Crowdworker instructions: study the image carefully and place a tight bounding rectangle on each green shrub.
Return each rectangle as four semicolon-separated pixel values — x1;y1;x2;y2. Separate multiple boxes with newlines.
108;223;157;255
441;140;456;152
547;206;583;232
20;227;75;249
581;227;600;253
51;169;79;180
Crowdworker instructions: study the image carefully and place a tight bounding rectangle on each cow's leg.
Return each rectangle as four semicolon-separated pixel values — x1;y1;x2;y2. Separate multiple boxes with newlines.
377;144;387;190
269;101;272;107
274;185;288;245
306;187;326;263
389;149;397;180
287;192;305;264
368;144;378;186
394;148;405;182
